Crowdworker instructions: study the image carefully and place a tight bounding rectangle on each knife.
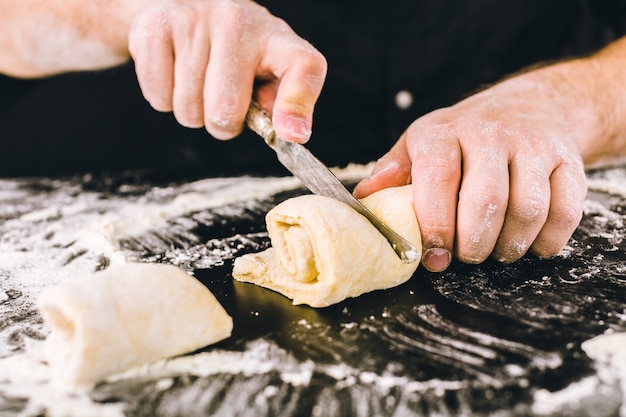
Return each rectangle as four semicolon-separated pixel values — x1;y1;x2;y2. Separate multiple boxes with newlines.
245;101;420;264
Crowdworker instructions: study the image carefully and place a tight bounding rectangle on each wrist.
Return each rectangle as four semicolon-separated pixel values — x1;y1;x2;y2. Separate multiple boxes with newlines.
556;38;626;168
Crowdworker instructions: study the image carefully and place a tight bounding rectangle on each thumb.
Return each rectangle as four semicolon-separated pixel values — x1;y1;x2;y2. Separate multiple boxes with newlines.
353;136;412;198
269;47;327;143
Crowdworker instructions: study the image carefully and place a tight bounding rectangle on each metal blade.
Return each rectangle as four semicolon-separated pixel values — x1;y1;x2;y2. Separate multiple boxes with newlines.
245;102;420;264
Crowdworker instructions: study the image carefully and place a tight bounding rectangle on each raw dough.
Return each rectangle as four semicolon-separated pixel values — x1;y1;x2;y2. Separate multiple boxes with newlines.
38;263;233;386
232;185;422;307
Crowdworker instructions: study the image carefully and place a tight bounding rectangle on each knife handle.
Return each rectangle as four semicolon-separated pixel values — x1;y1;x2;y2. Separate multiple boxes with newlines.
245;101;420;264
245;101;277;146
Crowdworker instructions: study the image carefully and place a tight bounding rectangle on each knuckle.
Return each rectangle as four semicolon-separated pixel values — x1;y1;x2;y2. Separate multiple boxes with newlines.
291;52;328;99
550;203;584;232
268;15;328;71
296;47;328;75
462;183;507;215
129;12;164;54
168;6;206;42
172;4;198;25
477;191;507;213
419;156;460;188
415;139;460;166
529;208;583;259
131;7;167;33
456;192;507;264
488;118;516;140
213;1;251;36
507;197;549;227
409;138;461;181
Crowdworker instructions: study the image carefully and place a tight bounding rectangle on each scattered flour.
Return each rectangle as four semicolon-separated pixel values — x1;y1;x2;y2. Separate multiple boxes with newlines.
582;332;626;417
587;166;626;198
0;166;374;415
0;336;467;417
1;163;625;415
0;341;125;417
532;331;626;417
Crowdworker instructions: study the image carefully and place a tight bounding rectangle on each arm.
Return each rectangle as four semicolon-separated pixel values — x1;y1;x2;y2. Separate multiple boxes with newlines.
573;36;626;167
0;0;327;143
0;0;143;77
354;36;626;272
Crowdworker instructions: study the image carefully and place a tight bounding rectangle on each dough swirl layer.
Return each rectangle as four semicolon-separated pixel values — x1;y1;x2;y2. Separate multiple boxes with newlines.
233;185;422;307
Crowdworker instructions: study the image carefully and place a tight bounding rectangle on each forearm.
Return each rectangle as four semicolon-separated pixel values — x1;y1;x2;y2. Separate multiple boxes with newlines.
0;0;150;78
528;36;626;168
577;36;626;167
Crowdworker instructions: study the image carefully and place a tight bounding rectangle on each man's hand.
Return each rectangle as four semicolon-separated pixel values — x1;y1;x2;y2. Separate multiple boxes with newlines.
355;38;626;272
0;0;326;143
128;0;327;142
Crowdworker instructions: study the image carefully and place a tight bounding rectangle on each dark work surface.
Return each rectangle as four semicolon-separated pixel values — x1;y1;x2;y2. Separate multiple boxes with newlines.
1;169;625;417
104;175;626;416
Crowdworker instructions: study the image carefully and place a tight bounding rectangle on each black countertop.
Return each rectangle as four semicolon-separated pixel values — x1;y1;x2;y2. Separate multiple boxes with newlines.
0;165;625;417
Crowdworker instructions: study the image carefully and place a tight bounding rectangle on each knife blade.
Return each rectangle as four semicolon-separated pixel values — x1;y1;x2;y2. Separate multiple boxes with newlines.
245;101;420;264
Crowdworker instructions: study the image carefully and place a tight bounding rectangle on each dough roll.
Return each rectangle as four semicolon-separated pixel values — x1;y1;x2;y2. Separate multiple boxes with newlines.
38;263;233;386
233;185;422;307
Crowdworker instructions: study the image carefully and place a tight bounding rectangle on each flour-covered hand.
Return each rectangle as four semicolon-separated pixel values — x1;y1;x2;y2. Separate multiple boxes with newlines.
128;0;327;142
355;39;626;271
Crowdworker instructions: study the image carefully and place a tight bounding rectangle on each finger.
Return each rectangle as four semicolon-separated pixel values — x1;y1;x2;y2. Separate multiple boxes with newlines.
171;15;211;128
202;11;256;140
455;145;509;264
353;137;412;199
409;132;462;272
493;157;550;263
129;10;175;112
530;160;586;257
265;34;327;144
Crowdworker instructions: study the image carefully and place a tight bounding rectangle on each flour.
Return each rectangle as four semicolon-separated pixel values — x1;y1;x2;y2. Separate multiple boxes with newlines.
0;341;125;417
0;165;375;415
2;162;625;416
582;332;626;417
531;332;626;417
587;166;626;198
106;338;468;396
0;336;468;417
0;171;360;294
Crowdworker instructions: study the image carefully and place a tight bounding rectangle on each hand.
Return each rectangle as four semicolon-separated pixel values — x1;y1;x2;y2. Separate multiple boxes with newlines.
354;68;590;272
128;0;327;142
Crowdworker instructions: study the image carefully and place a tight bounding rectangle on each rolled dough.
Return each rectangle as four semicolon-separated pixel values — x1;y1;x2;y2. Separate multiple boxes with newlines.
232;185;422;307
38;263;233;386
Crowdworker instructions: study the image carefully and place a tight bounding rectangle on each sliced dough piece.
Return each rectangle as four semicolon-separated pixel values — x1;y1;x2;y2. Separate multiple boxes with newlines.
233;185;421;307
38;263;233;386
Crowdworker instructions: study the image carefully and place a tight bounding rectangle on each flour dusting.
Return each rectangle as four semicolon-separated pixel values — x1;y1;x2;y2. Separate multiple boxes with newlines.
1;162;625;416
0;165;375;415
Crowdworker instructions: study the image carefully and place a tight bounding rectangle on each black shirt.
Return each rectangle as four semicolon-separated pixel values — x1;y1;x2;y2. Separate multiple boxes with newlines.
1;0;625;177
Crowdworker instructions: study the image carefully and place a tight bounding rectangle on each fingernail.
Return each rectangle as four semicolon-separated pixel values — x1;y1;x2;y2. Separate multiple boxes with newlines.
422;248;451;272
282;115;312;143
